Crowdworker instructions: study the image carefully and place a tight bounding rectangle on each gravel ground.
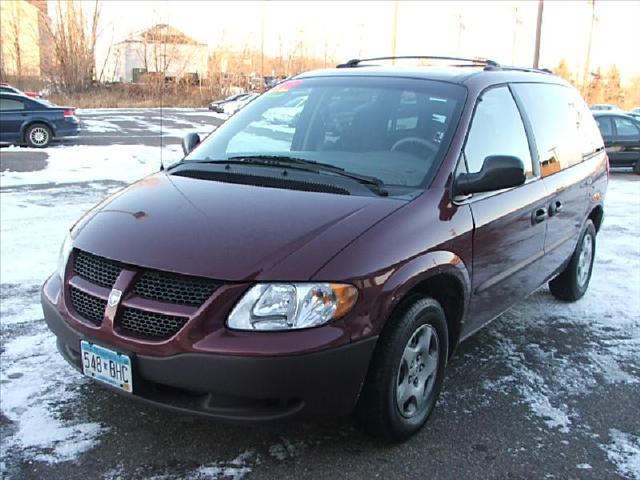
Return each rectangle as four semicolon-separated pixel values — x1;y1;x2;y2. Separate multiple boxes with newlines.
1;110;639;480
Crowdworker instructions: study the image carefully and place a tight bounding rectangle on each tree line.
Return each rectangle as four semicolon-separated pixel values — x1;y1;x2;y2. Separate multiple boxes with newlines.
554;59;639;110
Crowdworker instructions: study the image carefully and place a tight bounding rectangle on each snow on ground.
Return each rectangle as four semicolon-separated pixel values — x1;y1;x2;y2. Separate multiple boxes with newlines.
0;143;177;464
77;107;228;122
81;118;123;133
0;144;181;188
603;429;640;480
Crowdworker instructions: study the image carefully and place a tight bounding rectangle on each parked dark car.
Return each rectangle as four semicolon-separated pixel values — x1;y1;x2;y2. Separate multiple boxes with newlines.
627;107;640;121
593;112;640;174
590;103;622;112
42;57;607;441
208;93;253;113
0;82;42;98
0;93;79;147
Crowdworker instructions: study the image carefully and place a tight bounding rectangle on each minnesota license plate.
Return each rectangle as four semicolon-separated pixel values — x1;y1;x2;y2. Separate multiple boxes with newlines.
80;341;133;393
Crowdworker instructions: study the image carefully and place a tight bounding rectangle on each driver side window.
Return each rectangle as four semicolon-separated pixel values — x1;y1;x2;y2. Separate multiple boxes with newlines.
464;87;533;177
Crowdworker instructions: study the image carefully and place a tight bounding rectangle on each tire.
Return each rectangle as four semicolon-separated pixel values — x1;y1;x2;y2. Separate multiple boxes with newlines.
549;220;596;302
633;161;640;175
25;123;52;148
355;297;448;442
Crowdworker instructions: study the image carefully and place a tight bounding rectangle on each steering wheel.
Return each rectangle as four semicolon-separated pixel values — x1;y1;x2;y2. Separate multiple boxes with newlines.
391;136;438;155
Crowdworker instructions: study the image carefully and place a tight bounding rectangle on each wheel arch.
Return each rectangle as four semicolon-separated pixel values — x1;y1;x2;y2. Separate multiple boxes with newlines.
375;251;471;357
588;204;604;233
21;119;55;142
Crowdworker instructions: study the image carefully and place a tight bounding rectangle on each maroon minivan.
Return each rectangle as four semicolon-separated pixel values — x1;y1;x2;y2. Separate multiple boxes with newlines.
42;57;607;440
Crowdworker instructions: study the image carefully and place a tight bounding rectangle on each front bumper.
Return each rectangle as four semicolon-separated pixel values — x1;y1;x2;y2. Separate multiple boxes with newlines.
42;282;377;422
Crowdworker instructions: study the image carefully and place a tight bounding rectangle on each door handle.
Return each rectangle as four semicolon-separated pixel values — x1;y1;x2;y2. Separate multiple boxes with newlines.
532;208;548;224
548;200;563;216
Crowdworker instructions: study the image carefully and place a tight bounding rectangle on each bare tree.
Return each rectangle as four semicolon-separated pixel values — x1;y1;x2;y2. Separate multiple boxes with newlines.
46;0;101;91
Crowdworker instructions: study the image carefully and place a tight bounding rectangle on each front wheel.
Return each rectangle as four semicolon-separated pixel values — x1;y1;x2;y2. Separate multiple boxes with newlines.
633;161;640;175
549;220;596;301
355;297;448;441
25;123;52;148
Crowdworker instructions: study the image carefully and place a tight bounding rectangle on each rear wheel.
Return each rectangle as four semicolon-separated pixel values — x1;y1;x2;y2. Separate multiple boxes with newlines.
633;161;640;175
549;220;596;301
25;123;52;148
355;297;448;441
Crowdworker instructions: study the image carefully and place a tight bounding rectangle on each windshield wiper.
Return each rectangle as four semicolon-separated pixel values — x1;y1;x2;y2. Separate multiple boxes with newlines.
226;155;389;196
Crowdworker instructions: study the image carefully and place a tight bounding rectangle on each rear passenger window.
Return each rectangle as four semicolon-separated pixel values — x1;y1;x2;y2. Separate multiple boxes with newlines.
0;99;25;111
512;83;583;176
613;117;640;138
463;86;533;177
596;116;613;137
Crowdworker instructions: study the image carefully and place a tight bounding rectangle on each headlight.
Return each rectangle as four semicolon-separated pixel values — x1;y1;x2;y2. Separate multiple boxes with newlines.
227;283;358;331
57;232;73;279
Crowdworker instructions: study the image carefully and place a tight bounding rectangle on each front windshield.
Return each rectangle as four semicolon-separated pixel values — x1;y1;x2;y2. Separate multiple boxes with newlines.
186;76;466;190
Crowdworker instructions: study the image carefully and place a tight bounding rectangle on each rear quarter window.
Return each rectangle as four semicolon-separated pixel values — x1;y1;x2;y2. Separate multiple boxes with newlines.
613;117;640;138
0;98;25;111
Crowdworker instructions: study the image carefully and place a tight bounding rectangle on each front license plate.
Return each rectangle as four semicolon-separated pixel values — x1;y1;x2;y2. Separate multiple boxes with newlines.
80;341;133;393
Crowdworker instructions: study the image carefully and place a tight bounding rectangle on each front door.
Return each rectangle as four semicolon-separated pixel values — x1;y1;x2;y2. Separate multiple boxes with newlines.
460;86;549;332
610;115;640;167
0;97;26;143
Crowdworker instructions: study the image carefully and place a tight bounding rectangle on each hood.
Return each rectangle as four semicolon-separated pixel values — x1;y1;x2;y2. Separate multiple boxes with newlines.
73;173;405;281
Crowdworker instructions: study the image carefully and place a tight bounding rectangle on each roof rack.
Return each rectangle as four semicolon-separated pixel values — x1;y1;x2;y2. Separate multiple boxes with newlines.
335;57;553;75
336;56;500;69
485;64;552;75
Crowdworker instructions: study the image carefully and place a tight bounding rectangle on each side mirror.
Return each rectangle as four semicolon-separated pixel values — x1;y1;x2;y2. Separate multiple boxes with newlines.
454;155;526;196
181;132;201;156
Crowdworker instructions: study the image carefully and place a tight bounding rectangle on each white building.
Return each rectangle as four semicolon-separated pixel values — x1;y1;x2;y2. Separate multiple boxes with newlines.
107;24;208;83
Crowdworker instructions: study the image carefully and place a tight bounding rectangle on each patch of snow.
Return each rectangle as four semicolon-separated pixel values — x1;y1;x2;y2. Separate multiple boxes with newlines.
0;184;113;288
195;450;255;480
603;429;640;480
269;438;306;461
576;463;592;469
81;119;122;133
479;175;640;433
0;144;181;188
0;329;109;463
145;451;254;480
493;332;574;432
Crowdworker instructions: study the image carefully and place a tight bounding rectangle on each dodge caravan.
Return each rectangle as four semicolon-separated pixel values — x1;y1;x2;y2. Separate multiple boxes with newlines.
42;57;608;440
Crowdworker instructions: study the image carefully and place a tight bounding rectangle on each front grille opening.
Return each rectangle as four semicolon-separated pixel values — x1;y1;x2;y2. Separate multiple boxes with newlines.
74;250;122;288
118;307;188;339
132;270;219;306
69;286;106;325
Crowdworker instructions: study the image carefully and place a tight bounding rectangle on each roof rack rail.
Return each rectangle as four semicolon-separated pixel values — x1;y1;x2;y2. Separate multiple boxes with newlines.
336;56;500;69
484;64;553;75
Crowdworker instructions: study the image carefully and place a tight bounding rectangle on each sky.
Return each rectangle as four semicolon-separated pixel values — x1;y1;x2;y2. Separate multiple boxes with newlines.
78;0;640;83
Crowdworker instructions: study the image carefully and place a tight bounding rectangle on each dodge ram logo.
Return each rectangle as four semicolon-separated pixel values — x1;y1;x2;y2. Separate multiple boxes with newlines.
108;289;123;307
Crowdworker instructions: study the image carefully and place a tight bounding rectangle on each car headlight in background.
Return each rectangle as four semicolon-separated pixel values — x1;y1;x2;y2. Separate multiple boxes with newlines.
57;232;73;279
227;283;358;331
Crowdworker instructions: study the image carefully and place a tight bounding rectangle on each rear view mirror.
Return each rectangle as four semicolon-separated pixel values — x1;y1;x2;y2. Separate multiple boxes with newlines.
182;132;201;156
454;155;526;196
